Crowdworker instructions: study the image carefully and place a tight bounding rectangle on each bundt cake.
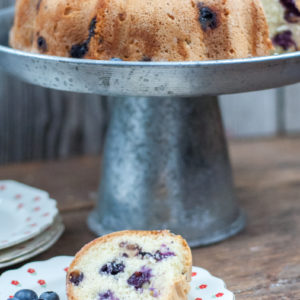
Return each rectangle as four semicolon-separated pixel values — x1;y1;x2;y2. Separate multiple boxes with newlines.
261;0;300;53
9;0;272;61
66;230;192;300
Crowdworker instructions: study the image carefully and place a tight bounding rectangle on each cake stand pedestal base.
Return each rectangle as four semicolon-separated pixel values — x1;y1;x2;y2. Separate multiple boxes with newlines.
88;96;245;247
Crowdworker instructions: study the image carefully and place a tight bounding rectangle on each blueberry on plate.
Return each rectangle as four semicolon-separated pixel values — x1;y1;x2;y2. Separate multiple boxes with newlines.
38;291;60;300
14;289;38;300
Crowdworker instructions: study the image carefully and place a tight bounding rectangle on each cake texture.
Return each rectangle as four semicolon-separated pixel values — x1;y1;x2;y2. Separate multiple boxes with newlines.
66;230;192;300
261;0;300;53
10;0;272;61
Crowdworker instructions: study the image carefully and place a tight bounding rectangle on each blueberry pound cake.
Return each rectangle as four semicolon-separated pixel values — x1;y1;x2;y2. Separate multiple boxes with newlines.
66;230;192;300
261;0;300;52
10;0;272;61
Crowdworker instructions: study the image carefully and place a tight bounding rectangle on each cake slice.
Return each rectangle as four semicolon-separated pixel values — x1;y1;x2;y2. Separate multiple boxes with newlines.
66;230;192;300
261;0;300;53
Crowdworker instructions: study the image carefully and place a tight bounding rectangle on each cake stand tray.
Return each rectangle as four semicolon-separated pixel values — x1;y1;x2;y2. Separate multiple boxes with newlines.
1;6;300;247
1;7;300;97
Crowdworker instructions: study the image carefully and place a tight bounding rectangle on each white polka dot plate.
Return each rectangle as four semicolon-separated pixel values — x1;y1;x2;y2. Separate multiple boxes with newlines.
0;216;64;268
0;256;235;300
0;180;58;250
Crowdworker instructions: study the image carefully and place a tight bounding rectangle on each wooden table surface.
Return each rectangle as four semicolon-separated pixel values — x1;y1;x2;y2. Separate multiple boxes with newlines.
0;137;300;299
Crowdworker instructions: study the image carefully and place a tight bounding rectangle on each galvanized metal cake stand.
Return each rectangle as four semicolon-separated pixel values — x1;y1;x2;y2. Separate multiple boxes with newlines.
2;7;300;247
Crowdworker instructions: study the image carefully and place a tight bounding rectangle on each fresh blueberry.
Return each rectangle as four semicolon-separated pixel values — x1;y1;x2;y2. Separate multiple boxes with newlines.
38;291;60;300
14;289;38;300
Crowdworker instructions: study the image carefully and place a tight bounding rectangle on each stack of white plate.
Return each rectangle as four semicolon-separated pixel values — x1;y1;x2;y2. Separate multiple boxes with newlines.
0;180;64;268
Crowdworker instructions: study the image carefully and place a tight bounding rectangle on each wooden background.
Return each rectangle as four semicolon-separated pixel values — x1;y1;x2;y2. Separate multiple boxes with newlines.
1;1;300;164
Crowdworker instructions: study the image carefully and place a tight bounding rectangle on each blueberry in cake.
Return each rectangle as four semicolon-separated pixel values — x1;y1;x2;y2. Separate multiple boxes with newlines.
66;230;192;300
261;0;300;52
10;0;272;61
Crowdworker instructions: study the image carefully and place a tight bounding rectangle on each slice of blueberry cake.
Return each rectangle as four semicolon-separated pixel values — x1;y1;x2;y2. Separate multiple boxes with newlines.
66;230;192;300
261;0;300;53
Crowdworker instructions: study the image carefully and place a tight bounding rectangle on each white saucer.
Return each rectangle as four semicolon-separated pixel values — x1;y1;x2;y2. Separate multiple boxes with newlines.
0;217;64;268
0;181;58;249
0;256;235;299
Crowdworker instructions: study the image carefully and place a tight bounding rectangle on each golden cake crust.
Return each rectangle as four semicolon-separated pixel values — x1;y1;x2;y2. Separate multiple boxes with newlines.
10;0;272;61
66;230;192;300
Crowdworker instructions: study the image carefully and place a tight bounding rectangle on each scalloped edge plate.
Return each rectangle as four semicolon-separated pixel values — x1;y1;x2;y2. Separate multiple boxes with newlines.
0;180;58;250
0;217;64;268
0;256;234;300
